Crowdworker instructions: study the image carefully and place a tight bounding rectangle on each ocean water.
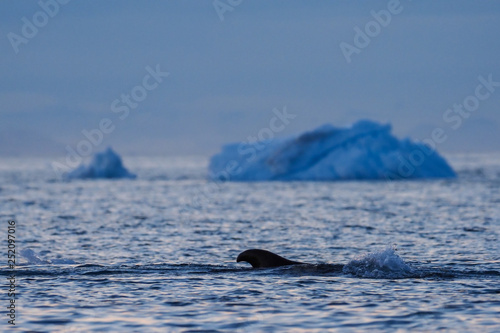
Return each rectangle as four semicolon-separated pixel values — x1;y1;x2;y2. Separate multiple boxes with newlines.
1;153;499;332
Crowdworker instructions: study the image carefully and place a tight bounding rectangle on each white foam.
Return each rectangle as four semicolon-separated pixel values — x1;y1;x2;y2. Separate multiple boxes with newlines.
20;248;77;265
342;246;414;278
19;249;51;265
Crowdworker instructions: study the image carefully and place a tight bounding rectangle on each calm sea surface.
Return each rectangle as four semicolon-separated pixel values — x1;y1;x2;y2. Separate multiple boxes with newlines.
1;154;499;332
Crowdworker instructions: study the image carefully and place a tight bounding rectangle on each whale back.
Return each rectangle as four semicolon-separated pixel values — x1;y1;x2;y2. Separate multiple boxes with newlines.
236;249;302;268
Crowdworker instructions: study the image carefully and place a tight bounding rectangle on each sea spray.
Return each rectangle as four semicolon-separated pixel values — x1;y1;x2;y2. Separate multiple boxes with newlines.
343;246;414;278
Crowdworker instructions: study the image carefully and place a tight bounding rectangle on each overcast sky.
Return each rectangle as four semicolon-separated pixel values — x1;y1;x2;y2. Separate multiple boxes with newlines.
1;0;499;157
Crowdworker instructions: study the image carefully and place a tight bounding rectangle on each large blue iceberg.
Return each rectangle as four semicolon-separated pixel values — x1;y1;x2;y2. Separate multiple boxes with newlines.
66;147;136;179
209;120;456;181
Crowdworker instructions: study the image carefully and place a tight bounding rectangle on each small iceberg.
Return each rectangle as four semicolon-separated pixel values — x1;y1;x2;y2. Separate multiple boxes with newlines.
209;120;456;181
66;147;136;180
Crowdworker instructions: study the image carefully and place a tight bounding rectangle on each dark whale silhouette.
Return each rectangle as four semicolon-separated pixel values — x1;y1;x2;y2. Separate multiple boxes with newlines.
237;249;304;268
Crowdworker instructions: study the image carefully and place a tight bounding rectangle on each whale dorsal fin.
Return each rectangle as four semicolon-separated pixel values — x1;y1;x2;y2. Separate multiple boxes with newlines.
236;249;303;268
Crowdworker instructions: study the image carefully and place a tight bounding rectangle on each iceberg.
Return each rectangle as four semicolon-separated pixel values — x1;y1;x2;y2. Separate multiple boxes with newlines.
66;147;136;179
209;120;456;181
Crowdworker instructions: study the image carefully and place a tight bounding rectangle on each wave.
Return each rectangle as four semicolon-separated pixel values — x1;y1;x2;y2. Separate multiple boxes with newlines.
5;248;499;280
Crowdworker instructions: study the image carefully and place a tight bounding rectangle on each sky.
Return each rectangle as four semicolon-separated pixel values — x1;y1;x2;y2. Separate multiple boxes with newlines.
1;0;499;157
